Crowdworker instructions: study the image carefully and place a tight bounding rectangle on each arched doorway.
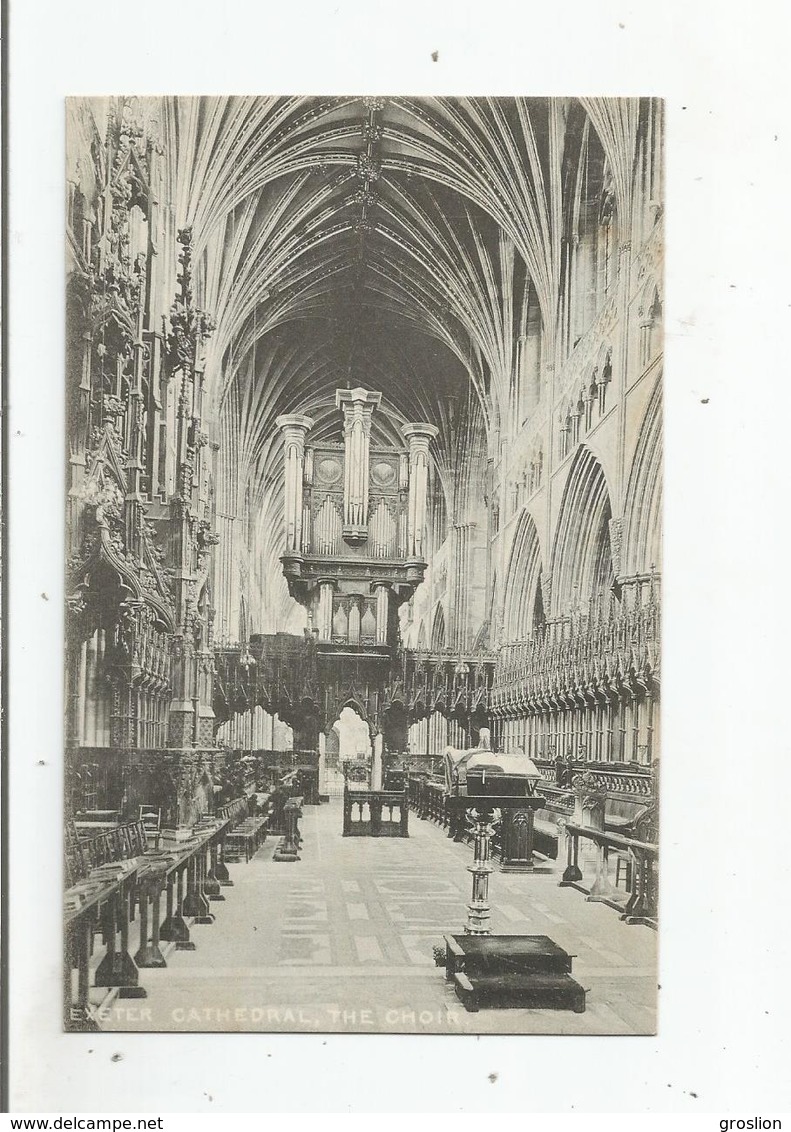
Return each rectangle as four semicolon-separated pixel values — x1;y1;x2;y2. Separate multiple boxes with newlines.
321;705;373;798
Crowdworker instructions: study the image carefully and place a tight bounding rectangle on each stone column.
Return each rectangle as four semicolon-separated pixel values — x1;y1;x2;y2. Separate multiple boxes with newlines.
371;733;384;791
374;583;389;645
85;631;99;746
293;712;320;754
77;639;88;745
275;414;314;555
401;422;439;561
302;444;314;554
450;522;472;650
335;387;381;543
168;636;198;749
316;581;335;642
616;239;633;490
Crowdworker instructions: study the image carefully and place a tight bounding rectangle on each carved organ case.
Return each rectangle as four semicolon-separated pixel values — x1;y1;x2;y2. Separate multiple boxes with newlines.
277;388;438;652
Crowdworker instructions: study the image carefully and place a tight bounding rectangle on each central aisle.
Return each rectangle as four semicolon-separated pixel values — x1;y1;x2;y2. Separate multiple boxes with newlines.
101;800;657;1034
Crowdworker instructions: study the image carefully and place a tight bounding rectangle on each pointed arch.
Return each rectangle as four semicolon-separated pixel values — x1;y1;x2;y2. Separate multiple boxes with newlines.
489;569;499;622
503;509;545;640
339;698;369;725
551;445;614;614
332;703;374;757
431;604;447;651
622;378;662;577
239;594;248;643
637;279;663;370
324;722;341;762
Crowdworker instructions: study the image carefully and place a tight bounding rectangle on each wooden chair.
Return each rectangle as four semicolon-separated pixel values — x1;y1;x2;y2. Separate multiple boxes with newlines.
138;805;162;851
64;821;87;886
614;851;633;889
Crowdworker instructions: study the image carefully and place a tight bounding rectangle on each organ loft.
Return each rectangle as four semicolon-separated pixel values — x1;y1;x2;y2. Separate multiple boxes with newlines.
273;389;442;764
278;389;438;646
64;95;662;1033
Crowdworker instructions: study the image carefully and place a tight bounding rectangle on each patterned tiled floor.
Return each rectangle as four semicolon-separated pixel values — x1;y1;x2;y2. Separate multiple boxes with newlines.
97;800;657;1034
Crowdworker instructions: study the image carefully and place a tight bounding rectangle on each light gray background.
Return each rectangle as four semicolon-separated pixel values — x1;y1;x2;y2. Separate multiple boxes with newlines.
7;0;791;1113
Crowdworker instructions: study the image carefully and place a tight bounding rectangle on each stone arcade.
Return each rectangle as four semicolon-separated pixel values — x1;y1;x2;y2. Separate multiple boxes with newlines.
64;95;662;1035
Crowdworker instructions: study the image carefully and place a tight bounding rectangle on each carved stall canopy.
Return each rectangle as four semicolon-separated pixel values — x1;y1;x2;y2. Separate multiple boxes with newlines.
68;423;176;637
213;633;496;739
67;107;221;750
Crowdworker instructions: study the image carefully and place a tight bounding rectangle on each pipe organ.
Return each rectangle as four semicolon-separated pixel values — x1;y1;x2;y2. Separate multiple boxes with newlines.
277;388;438;652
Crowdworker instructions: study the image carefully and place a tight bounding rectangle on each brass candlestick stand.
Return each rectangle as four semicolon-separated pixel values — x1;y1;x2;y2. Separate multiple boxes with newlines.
465;806;496;934
449;795;545;936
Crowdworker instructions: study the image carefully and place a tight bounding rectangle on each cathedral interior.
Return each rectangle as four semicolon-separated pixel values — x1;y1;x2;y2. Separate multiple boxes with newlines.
64;95;662;1035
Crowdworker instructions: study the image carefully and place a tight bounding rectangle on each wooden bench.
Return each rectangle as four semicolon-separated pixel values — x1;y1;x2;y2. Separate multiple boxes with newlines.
533;817;561;859
223;814;270;862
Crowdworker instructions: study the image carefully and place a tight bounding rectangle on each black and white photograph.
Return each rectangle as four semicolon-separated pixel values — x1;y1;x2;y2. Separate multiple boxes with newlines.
63;95;662;1036
6;0;791;1115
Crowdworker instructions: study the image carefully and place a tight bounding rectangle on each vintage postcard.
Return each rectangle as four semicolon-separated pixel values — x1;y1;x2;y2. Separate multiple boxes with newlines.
63;95;662;1037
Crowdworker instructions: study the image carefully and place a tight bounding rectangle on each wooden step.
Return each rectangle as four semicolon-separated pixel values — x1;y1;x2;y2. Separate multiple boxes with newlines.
453;970;586;1013
444;934;574;977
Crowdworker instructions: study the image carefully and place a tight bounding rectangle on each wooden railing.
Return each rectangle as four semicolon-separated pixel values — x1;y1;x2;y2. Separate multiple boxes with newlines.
398;753;444;779
407;776;466;839
531;757;654;800
343;787;409;837
558;821;658;928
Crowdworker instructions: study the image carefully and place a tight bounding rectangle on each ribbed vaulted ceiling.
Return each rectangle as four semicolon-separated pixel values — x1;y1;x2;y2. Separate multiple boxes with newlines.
167;95;639;419
155;95;644;630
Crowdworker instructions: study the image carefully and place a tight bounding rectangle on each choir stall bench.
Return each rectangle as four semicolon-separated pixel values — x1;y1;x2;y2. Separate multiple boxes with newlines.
64;800;250;1030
